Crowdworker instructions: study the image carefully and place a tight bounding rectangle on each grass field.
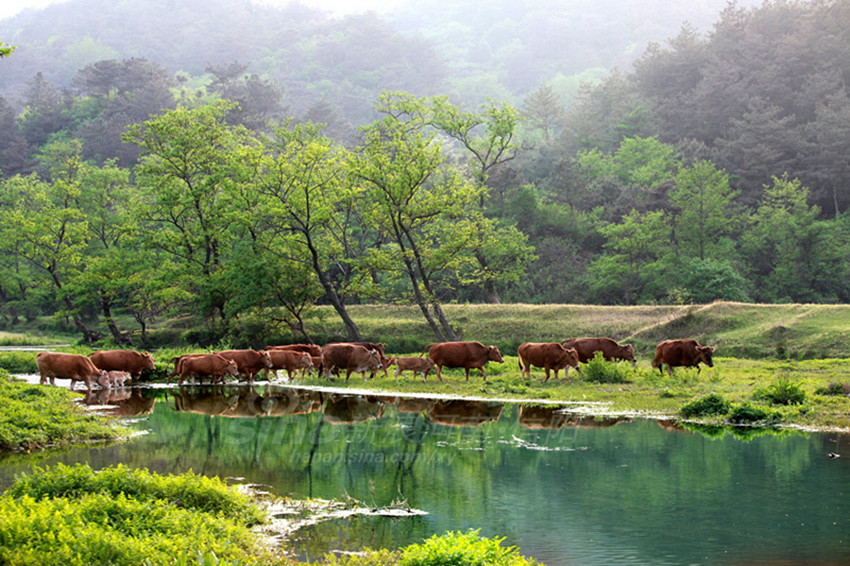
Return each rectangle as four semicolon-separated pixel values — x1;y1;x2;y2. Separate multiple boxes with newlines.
3;302;849;430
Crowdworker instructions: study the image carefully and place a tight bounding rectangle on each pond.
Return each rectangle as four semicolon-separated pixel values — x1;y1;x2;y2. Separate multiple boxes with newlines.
1;384;848;565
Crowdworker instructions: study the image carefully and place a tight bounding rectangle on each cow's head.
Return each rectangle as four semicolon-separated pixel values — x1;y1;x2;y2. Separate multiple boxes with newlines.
225;360;240;375
259;350;274;368
619;344;637;363
697;345;715;367
367;350;383;369
300;352;314;367
385;356;398;368
487;345;504;363
143;352;156;370
561;346;580;368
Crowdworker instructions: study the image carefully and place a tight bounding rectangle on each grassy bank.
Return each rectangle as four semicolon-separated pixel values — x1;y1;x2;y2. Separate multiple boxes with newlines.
295;354;850;431
0;370;121;452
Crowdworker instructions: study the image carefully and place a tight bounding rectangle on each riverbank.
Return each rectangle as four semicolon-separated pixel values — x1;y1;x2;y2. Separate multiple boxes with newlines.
0;370;121;452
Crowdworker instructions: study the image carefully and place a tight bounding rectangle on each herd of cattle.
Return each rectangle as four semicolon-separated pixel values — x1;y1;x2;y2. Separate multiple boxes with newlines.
34;337;716;392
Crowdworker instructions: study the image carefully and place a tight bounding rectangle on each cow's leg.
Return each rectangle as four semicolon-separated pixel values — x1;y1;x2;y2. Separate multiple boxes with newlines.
345;368;353;381
480;367;486;381
667;366;674;377
465;368;470;381
543;367;551;382
435;365;444;382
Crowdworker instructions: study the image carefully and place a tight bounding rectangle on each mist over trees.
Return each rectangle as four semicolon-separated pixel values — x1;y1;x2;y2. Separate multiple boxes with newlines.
1;0;850;345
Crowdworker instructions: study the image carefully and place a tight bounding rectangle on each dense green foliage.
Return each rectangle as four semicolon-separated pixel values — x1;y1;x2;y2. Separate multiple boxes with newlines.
0;464;279;566
679;394;731;418
578;351;632;384
0;370;118;451
2;0;850;345
319;530;537;565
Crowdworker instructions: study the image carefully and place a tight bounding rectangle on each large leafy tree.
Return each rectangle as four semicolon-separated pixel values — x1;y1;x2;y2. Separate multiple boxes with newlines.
351;106;485;341
254;123;367;341
125;101;255;328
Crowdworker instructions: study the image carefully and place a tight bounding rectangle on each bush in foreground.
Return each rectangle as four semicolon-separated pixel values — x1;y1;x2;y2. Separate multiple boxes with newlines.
321;530;538;566
0;464;279;566
754;377;807;406
0;370;119;451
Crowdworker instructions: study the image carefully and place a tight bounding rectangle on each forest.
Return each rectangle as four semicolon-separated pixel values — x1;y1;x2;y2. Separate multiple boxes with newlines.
1;0;850;346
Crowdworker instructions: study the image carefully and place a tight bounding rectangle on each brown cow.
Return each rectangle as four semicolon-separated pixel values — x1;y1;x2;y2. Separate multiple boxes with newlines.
36;352;106;393
89;349;155;378
424;341;504;381
561;337;636;364
652;339;715;375
169;354;219;383
266;344;323;357
173;354;239;385
388;356;435;382
216;349;273;383
268;349;314;381
322;343;383;381
517;342;580;381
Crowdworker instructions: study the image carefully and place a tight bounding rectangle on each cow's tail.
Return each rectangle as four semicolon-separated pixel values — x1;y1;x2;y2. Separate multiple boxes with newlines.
420;344;434;358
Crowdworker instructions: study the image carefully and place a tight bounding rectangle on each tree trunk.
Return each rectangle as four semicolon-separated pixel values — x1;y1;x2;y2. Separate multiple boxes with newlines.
101;295;131;345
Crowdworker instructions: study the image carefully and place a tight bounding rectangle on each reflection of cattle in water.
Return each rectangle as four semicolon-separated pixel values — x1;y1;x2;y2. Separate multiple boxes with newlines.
85;388;156;417
173;388;240;416
323;394;385;424
396;397;436;414
562;414;632;428
657;419;687;433
518;405;570;429
256;390;323;417
172;387;324;418
428;400;504;427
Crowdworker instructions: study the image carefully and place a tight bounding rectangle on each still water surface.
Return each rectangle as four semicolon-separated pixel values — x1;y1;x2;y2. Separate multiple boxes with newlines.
1;384;848;565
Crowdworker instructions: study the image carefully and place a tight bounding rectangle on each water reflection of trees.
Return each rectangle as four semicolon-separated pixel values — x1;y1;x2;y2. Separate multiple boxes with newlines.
72;386;849;565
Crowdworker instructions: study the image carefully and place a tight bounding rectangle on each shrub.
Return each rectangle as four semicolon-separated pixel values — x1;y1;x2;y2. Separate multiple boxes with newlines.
754;378;807;405
579;352;631;384
814;382;850;396
399;530;538;566
680;394;731;418
728;404;782;425
0;352;38;373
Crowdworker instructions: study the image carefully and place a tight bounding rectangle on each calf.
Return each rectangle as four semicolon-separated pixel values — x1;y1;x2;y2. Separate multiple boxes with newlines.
389;356;435;382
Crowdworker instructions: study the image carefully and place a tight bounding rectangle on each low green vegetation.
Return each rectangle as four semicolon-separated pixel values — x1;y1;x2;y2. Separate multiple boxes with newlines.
319;530;537;566
0;370;119;451
579;351;633;383
0;463;282;566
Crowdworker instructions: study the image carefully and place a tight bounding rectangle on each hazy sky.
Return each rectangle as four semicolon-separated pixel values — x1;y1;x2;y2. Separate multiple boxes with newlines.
0;0;402;22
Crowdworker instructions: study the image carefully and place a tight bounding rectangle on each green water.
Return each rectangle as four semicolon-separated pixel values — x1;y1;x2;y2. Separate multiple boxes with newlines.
1;385;848;565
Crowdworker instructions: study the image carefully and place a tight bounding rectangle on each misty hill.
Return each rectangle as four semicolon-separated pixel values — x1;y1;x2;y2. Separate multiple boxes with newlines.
1;0;761;120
